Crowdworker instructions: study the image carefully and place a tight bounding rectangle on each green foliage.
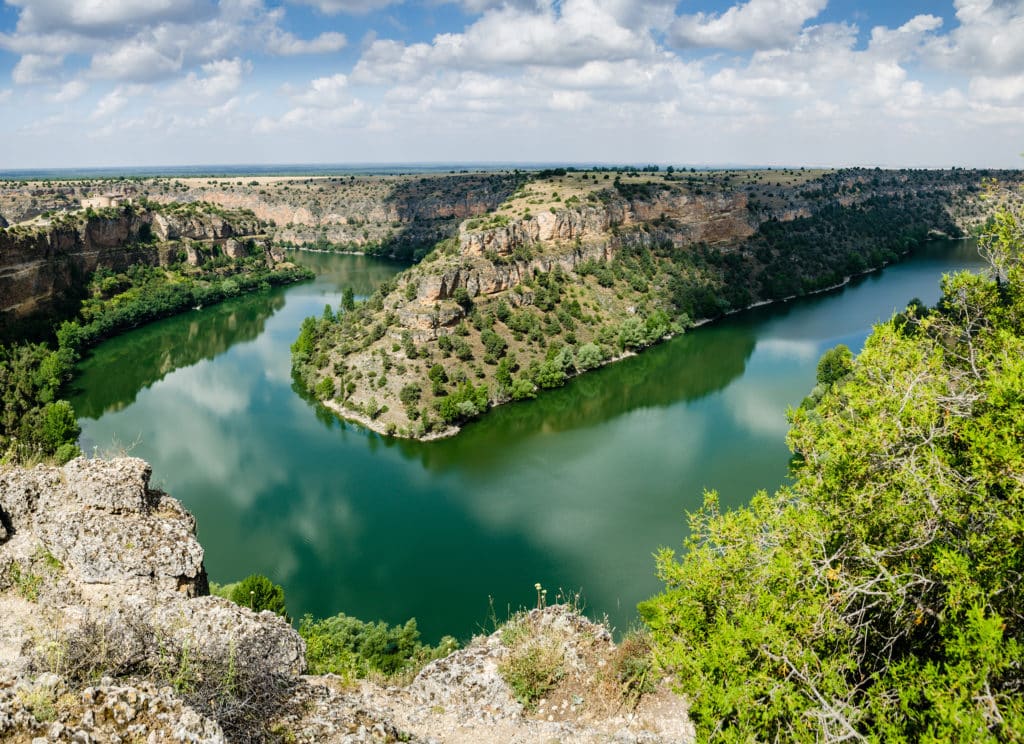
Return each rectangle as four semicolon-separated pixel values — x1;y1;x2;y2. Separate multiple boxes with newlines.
228;575;289;619
575;342;604;371
497;616;567;710
399;383;422;408
298;612;457;679
434;380;489;424
641;214;1024;743
314;377;335;399
816;343;853;386
480;328;508;363
341;287;356;312
0;342;79;463
510;377;537;401
533;357;568;389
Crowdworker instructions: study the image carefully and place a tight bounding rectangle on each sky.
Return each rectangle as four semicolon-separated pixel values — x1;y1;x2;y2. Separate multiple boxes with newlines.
0;0;1021;169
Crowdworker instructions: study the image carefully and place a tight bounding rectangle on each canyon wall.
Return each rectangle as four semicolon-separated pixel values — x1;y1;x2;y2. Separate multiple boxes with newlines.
0;208;270;321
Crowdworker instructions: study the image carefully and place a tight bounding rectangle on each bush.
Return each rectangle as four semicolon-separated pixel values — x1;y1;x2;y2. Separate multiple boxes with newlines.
299;612;457;679
575;342;604;371
816;343;853;386
228;575;288;619
510;377;536;401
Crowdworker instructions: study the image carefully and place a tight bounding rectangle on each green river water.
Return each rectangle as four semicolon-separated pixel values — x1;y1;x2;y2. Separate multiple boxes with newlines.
71;241;984;641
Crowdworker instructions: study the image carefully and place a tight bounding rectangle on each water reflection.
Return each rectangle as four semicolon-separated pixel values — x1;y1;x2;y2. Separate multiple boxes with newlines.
71;292;286;419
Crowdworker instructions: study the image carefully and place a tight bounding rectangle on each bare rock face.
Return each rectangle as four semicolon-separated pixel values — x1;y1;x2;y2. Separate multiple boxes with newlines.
149;595;307;677
0;674;226;743
223;237;247;258
60;457;153;513
1;457;205;600
0;457;307;741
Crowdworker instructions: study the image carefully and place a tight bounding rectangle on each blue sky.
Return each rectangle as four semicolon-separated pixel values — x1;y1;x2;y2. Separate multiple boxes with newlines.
0;0;1021;169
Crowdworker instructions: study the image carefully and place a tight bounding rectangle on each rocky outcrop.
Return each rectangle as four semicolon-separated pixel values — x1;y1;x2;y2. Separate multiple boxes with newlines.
337;606;694;744
0;457;305;742
458;191;753;261
409;191;753;309
151;212;260;243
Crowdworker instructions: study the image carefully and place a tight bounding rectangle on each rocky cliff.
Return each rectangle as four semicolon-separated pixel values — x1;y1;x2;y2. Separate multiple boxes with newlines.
0;457;304;741
0;457;692;742
0;206;275;322
0;173;525;261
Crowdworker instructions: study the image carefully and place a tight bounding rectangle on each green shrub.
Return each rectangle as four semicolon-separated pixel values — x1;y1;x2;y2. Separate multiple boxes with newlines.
299;613;457;679
228;575;288;619
816;343;853;386
575;342;604;370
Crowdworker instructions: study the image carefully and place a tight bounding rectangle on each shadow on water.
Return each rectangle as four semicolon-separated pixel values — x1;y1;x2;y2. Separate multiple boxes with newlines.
69;289;288;419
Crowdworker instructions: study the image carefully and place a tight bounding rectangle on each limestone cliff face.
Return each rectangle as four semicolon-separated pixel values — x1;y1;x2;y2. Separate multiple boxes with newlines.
139;172;524;254
1;215;162;317
457;191;753;261
414;190;756;308
150;211;259;242
0;208;270;319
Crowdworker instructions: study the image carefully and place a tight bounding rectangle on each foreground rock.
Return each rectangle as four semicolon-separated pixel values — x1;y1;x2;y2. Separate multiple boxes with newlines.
0;458;692;742
0;457;303;742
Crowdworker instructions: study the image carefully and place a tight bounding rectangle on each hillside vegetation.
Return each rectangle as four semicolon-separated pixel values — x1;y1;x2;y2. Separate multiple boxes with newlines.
640;199;1024;741
292;168;1017;439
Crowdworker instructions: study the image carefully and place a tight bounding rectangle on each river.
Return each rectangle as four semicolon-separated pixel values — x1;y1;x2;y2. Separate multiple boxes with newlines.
71;241;985;641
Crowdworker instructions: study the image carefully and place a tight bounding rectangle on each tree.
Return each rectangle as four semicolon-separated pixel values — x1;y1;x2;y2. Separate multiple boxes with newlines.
575;342;603;371
341;287;356;312
815;343;852;386
230;574;289;619
452;287;472;308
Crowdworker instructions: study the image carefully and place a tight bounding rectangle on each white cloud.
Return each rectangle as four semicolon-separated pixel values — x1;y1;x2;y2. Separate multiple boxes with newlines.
353;0;658;84
91;87;132;120
11;52;62;83
925;0;1024;73
89;39;183;81
165;58;250;102
549;89;591;110
48;79;88;102
970;73;1024;102
288;0;401;13
670;0;827;50
0;89;11;103
864;14;943;67
254;100;367;132
267;30;347;55
3;0;354;89
9;0;216;35
256;72;367;132
287;73;351;106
